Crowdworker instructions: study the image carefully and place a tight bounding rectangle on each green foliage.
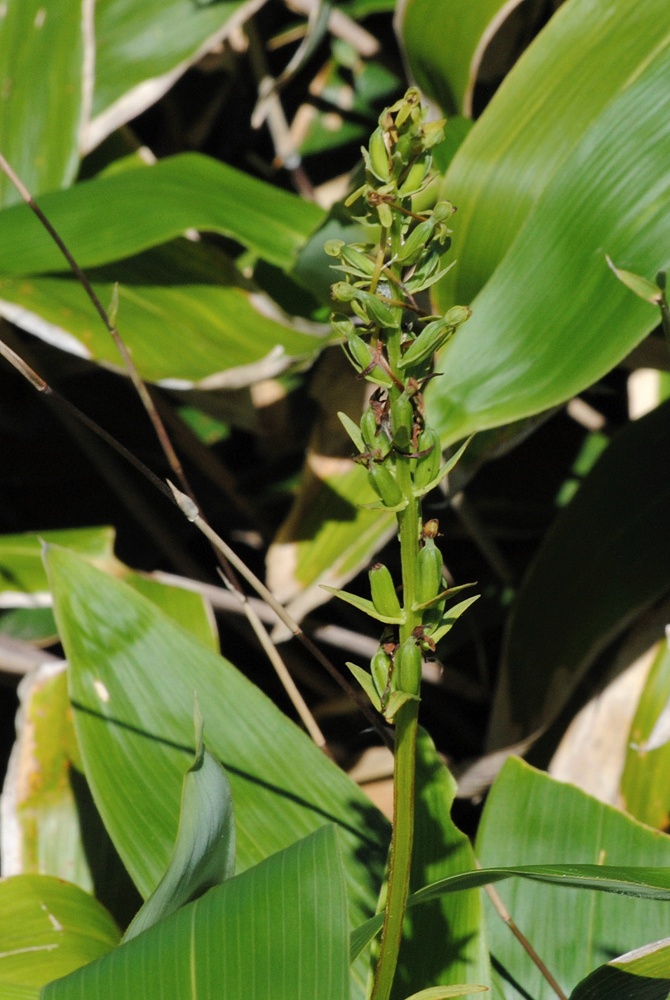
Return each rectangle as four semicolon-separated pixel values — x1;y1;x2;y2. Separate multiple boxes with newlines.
0;2;669;1000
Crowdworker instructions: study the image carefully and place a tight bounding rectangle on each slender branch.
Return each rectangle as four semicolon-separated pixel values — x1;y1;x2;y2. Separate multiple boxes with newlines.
483;879;568;1000
170;483;393;748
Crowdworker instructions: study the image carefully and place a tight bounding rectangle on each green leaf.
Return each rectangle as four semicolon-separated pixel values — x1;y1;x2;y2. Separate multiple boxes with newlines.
1;563;218;924
570;937;670;1000
43;545;388;998
402;989;488;1000
89;0;264;148
0;153;324;275
0;244;327;385
425;0;670;444
475;758;670;1000
0;0;90;207
42;826;350;1000
487;399;670;748
0;875;119;992
620;640;670;828
123;710;234;941
0;528;115;601
390;729;489;1000
397;0;524;116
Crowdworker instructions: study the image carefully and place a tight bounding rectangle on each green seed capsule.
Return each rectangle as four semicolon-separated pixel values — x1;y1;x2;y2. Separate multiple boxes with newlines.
417;537;444;606
395;638;422;695
398;152;431;196
399;317;453;370
368;463;404;508
346;333;374;373
369;562;403;620
339;244;376;278
360;408;380;450
414;428;442;490
369;127;391;181
370;646;393;701
390;392;414;450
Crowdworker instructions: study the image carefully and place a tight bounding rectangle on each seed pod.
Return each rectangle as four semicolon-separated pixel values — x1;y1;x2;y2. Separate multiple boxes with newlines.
390;392;414;450
368;462;404;508
360;407;380;450
414;427;442;491
395;216;439;266
346;333;374;373
398;152;431;196
368;126;391;181
417;537;444;606
369;562;403;620
370;646;393;701
339;244;376;278
399;317;453;370
345;335;393;388
444;305;472;327
395;637;422;694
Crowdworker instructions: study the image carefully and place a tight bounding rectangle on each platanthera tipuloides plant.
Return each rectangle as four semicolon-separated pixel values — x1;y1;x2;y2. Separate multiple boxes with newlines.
324;88;476;1000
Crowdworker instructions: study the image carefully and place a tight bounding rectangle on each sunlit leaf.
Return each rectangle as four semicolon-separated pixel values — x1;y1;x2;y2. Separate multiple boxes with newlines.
88;0;265;150
424;0;670;444
0;153;324;275
621;639;670;828
0;875;119;992
42;827;349;1000
0;0;90;207
397;0;525;116
476;758;670;1000
123;710;235;941
44;545;388;999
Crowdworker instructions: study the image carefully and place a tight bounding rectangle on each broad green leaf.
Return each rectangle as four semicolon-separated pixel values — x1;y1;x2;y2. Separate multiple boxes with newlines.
434;0;670;308
0;875;119;991
425;0;670;444
0;982;40;1000
391;729;489;1000
43;827;348;1000
88;0;265;149
620;640;670;828
0;608;57;644
0;528;115;602
570;937;670;1000
1;564;217;924
0;0;90;208
487;400;670;749
476;758;670;1000
0;241;327;384
124;713;234;941
396;0;525;116
0;153;324;275
44;545;388;998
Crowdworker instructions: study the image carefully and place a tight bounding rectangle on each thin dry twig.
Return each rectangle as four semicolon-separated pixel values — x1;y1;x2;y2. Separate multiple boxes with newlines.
483;877;568;1000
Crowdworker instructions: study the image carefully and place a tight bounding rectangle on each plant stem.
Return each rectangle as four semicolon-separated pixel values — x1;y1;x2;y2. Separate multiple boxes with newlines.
371;698;419;1000
371;453;422;1000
